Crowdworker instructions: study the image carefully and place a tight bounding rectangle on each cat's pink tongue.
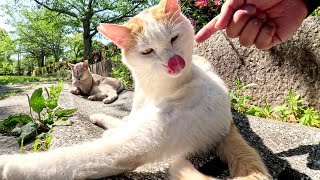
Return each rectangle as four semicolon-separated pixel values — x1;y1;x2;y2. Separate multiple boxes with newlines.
168;55;186;75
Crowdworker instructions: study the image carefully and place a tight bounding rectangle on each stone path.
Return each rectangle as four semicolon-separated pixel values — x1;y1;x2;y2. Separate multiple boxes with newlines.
0;83;319;179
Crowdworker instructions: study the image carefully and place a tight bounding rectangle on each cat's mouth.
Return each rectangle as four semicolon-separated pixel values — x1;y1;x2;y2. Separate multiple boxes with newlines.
167;55;186;75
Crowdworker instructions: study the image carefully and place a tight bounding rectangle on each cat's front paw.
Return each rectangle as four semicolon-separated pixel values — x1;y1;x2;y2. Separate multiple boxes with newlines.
70;87;81;95
88;95;97;101
90;113;105;125
102;96;117;104
0;155;22;179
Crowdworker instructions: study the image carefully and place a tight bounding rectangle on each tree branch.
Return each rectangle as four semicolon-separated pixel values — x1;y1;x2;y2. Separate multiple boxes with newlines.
90;29;99;38
88;0;94;10
33;0;79;18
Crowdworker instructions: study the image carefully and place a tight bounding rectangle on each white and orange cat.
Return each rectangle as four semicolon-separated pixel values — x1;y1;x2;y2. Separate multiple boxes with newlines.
0;0;270;179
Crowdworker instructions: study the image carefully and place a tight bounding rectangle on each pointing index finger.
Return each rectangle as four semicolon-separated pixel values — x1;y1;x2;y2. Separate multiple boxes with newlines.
195;15;219;43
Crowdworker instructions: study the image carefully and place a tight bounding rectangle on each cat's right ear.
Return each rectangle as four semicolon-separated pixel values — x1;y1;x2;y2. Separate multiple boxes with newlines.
68;63;74;69
83;60;89;70
160;0;180;13
97;24;131;49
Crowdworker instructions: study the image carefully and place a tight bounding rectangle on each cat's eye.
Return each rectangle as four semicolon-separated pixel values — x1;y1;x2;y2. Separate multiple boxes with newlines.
171;35;178;43
141;48;153;55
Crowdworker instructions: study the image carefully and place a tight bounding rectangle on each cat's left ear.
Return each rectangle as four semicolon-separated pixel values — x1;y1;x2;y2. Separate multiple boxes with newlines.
83;60;89;70
98;24;131;49
160;0;180;13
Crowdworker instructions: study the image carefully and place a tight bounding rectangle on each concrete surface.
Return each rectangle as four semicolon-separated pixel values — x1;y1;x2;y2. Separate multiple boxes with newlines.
0;83;319;179
194;17;320;110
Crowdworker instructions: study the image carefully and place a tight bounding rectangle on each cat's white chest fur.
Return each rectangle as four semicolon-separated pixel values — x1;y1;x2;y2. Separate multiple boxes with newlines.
126;55;233;158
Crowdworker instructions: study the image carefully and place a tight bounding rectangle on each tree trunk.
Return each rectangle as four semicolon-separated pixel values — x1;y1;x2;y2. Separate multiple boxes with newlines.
83;19;92;59
39;53;45;67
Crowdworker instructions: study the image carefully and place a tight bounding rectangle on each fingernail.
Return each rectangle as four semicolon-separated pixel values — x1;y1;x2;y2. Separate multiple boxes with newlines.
244;5;256;15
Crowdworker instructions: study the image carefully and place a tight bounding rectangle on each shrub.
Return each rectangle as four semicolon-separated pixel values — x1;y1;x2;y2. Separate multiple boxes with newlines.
32;58;82;77
179;0;224;32
310;6;320;16
87;43;121;64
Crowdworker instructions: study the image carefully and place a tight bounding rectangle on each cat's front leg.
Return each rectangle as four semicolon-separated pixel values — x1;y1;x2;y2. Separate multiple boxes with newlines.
0;115;170;179
70;86;81;95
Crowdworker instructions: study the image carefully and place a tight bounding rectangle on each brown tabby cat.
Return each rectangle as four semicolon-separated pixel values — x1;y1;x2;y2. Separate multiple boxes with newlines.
68;60;123;104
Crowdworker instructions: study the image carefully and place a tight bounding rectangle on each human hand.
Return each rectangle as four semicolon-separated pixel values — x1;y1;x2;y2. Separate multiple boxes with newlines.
195;0;308;50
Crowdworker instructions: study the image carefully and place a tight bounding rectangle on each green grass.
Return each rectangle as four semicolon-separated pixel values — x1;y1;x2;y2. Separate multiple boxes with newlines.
0;90;25;100
0;76;65;85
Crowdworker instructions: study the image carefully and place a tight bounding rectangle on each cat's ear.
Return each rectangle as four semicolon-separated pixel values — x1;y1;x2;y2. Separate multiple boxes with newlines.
68;63;74;69
160;0;180;13
98;23;131;49
83;60;89;70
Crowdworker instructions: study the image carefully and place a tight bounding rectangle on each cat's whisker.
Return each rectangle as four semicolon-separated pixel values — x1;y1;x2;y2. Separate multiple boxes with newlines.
137;68;153;82
142;72;155;90
172;19;188;31
168;8;181;25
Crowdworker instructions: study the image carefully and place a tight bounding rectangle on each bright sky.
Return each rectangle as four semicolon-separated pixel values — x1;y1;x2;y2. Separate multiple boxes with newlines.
0;0;109;59
0;1;15;35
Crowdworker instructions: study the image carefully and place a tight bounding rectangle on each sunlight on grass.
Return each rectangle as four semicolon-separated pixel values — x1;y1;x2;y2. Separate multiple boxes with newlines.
0;76;65;85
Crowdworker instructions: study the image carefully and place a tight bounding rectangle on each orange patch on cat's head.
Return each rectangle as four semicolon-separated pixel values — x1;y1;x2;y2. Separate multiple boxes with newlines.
98;0;181;50
124;17;145;40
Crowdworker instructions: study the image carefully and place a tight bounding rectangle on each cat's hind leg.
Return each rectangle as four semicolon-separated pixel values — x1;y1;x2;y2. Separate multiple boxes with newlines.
216;123;270;180
169;123;270;180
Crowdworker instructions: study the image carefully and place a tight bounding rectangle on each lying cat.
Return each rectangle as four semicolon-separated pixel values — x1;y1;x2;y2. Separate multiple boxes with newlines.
0;0;270;179
68;60;123;104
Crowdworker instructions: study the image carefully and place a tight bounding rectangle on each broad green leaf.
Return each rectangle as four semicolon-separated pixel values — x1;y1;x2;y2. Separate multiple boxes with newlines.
55;108;77;117
18;122;38;144
30;88;46;114
47;99;58;110
11;126;22;134
2;114;32;128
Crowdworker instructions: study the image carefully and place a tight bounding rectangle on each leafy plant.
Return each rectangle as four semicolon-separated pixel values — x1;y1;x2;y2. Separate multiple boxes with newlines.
230;78;257;113
272;105;290;122
179;0;224;32
246;100;272;118
0;82;77;151
300;108;320;127
110;55;133;90
229;78;320;128
310;6;320;16
33;126;53;152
